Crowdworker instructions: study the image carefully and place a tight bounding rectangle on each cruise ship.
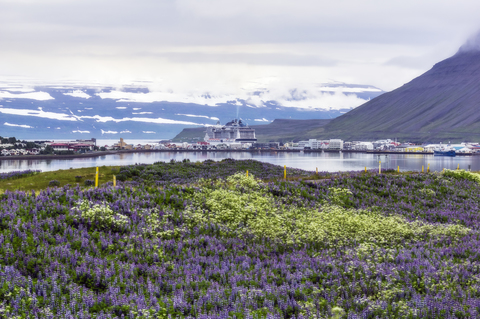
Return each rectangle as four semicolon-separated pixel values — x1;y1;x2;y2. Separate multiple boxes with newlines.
204;119;257;144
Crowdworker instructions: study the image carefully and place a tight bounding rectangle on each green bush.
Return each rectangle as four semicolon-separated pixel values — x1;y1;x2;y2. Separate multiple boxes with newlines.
84;179;94;186
48;180;60;187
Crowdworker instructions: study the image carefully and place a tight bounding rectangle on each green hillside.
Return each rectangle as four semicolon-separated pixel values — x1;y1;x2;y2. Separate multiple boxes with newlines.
314;50;480;143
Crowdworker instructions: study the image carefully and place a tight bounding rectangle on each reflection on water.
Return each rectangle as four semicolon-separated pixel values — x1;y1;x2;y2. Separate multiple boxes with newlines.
1;151;480;173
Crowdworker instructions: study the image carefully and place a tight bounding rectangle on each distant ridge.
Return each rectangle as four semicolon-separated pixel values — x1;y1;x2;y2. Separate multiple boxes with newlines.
317;32;480;142
172;119;332;143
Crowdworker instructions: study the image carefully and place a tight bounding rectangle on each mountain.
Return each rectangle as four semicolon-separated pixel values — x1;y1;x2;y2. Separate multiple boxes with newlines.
317;34;480;142
0;81;383;140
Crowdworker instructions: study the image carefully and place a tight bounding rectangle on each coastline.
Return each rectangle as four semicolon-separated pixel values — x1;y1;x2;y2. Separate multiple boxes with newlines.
0;148;475;162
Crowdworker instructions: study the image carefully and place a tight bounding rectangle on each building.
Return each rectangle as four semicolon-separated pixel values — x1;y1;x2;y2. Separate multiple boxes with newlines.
328;139;344;150
252;142;280;149
354;142;374;151
205;119;257;144
405;146;424;152
48;142;93;153
75;138;96;147
296;139;329;150
113;138;133;150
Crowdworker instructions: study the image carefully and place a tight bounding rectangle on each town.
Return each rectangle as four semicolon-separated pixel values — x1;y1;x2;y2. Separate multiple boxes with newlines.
1;135;480;157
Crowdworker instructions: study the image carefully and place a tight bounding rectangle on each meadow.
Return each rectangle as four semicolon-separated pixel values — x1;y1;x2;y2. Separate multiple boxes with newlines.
0;159;479;318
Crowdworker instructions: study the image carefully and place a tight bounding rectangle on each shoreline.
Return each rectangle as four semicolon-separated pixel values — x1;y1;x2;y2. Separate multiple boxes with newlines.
0;149;475;161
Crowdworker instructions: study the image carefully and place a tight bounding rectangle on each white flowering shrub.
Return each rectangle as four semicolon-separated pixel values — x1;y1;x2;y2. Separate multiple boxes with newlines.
140;208;185;240
444;169;480;183
75;200;129;231
226;172;260;190
187;173;470;246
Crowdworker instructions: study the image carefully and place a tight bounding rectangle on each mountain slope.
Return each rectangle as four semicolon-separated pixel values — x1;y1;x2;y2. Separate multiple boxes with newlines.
318;40;480;142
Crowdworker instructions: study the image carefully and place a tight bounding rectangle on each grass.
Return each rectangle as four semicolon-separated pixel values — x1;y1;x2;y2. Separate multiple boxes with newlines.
1;164;472;193
0;166;122;192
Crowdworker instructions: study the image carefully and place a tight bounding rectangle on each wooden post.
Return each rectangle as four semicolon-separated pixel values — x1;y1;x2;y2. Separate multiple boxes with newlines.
365;167;367;173
246;170;248;177
397;166;399;173
316;167;318;175
113;175;116;187
422;165;424;173
379;161;381;174
427;163;430;173
284;165;286;180
457;164;460;170
95;167;99;187
443;168;445;173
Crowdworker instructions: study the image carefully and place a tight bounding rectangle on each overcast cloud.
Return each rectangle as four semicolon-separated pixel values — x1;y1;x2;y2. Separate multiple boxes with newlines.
1;0;479;95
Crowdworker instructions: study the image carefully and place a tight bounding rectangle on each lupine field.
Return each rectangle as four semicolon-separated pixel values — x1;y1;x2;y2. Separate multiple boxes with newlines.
1;159;480;318
0;170;40;180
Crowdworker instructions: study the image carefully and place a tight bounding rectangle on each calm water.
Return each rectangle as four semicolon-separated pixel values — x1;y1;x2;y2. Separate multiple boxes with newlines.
1;151;479;173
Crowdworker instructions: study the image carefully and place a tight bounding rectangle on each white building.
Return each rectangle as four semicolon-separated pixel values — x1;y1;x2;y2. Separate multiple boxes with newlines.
354;142;374;151
296;139;330;149
328;139;344;150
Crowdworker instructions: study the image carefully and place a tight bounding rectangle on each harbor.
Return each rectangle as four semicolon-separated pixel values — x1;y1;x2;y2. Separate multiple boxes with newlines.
1;150;479;173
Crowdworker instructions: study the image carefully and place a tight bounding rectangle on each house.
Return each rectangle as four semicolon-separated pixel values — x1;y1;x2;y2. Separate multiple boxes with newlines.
28;149;40;155
49;143;73;152
1;149;11;156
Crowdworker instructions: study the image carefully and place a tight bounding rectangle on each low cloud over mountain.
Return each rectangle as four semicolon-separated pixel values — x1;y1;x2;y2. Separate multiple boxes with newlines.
0;80;383;139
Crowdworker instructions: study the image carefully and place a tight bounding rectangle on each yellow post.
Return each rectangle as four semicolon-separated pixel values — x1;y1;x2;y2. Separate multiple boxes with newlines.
246;170;248;177
457;164;460;170
422;165;424;173
427;163;430;173
365;167;367;173
113;175;116;187
397;166;399;173
316;167;318;175
284;165;286;180
95;167;99;187
443;168;445;173
379;161;381;174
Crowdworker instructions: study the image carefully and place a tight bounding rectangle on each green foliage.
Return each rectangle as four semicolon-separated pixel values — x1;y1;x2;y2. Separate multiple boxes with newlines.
331;306;345;319
41;145;54;155
74;200;129;231
84;179;94;186
0;162;478;318
0;166;121;192
444;169;480;183
187;173;470;246
48;180;60;187
328;187;353;206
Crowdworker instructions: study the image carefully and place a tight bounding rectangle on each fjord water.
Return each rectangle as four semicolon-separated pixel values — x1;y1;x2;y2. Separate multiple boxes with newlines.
1;151;479;173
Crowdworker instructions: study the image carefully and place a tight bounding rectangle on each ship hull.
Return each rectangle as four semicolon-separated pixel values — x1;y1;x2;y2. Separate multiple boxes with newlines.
434;150;456;157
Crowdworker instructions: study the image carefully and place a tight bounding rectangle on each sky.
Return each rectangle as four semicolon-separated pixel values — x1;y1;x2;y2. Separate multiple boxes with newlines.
1;0;480;98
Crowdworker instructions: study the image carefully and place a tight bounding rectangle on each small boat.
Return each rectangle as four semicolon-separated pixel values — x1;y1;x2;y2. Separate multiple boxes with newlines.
434;149;456;157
